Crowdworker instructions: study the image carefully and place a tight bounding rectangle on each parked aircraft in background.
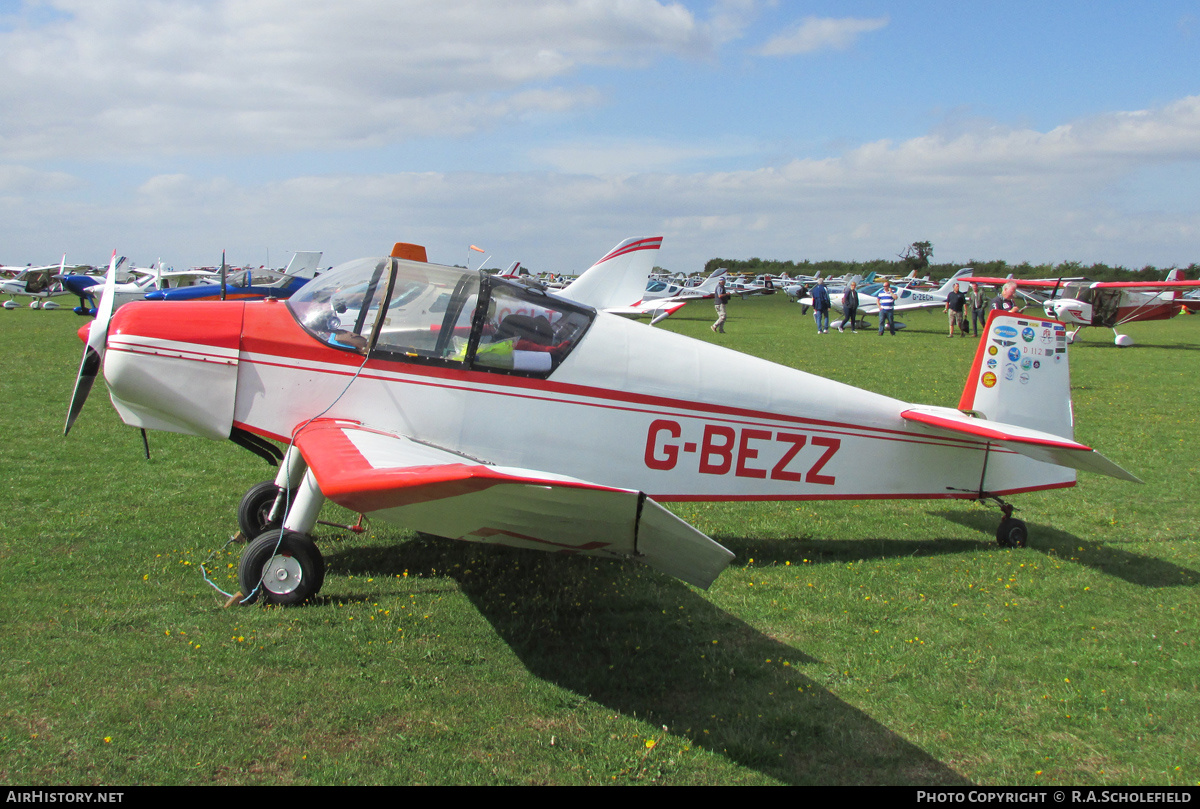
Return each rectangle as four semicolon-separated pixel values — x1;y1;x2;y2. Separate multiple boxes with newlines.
66;240;1137;606
144;251;323;302
1;257;89;309
607;266;730;325
964;270;1200;345
808;269;976;328
62;263;223;315
494;262;529;280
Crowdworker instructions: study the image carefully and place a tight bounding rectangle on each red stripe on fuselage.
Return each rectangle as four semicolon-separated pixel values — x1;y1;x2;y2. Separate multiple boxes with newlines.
236;301;973;452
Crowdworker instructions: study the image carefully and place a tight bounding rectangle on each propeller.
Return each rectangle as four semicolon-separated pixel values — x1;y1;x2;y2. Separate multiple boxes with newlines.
64;251;119;435
1045;277;1064;319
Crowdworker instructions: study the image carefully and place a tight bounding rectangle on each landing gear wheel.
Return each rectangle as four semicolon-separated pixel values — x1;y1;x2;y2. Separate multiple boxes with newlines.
996;517;1028;548
238;531;325;605
237;481;295;539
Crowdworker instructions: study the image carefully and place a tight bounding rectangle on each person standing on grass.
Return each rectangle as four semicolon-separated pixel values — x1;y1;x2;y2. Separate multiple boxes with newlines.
877;280;898;335
970;283;987;336
811;278;831;334
840;281;860;333
944;283;967;337
711;277;729;333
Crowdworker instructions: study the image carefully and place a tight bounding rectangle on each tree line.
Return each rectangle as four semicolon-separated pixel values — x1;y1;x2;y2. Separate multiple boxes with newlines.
700;256;1197;283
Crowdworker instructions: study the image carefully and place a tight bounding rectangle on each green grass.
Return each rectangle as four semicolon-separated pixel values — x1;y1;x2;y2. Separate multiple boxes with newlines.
0;298;1196;785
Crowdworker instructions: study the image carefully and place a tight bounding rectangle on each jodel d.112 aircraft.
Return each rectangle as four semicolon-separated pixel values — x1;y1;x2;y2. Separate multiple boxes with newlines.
66;241;1139;605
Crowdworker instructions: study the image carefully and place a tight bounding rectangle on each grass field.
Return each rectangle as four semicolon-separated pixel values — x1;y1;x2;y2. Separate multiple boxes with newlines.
1;294;1197;786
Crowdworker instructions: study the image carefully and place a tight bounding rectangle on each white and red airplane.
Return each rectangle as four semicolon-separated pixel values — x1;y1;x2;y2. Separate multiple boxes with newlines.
606;265;730;325
65;242;1139;606
964;270;1200;346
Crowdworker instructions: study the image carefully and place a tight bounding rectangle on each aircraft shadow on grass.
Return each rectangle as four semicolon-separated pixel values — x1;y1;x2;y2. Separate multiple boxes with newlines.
930;509;1198;588
717;535;984;566
328;536;972;786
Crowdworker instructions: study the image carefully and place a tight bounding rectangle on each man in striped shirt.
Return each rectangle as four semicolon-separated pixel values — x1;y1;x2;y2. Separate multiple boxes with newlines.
877;280;898;335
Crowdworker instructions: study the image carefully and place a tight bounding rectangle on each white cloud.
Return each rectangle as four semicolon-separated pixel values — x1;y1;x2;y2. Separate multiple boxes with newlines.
530;135;759;174
5;95;1200;271
0;0;720;160
759;15;889;56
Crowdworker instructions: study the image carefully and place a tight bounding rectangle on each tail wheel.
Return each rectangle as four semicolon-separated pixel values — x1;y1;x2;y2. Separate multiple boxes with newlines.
237;481;296;539
996;517;1028;549
238;531;325;606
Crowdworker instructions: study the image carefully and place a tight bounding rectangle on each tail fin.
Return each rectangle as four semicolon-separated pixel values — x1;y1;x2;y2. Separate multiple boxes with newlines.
935;310;1138;482
282;251;323;279
558;237;662;310
934;267;974;297
959;311;1072;436
694;267;728;294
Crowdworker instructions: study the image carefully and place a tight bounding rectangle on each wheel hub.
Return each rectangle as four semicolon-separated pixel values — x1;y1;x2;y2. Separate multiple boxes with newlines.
261;554;304;595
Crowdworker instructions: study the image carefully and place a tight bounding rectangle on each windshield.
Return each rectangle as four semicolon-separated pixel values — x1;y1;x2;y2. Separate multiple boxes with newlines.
287;256;594;377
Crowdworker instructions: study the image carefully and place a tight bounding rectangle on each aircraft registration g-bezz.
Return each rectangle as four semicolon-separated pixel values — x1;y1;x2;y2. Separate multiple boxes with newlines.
65;241;1140;606
964;270;1200;346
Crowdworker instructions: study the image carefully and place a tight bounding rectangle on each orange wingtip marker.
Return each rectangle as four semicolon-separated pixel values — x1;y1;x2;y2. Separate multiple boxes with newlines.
390;243;428;262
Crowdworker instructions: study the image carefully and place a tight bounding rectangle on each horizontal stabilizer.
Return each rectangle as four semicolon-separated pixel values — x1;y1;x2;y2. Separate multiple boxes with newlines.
901;407;1142;483
294;419;734;588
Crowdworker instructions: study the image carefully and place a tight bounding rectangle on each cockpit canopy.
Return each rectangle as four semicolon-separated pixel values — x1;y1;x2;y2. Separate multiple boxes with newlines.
287;257;595;377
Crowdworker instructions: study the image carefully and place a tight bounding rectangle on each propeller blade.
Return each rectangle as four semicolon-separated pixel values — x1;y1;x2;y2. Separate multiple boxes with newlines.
64;251;119;435
64;347;101;435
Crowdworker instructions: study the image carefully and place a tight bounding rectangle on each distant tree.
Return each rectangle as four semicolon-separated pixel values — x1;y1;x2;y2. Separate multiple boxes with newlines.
900;241;934;271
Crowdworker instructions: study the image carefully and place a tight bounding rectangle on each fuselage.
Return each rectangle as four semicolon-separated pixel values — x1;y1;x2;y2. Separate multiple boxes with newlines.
1045;285;1184;328
98;256;1073;507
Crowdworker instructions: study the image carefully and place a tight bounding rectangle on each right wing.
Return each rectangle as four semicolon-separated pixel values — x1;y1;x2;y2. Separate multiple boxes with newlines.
293;419;734;588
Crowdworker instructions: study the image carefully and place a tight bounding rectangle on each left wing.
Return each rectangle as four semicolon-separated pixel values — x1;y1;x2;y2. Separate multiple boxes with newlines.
293;419;734;588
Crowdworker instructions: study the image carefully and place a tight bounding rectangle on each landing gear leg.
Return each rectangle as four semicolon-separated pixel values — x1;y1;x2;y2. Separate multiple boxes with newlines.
237;466;328;605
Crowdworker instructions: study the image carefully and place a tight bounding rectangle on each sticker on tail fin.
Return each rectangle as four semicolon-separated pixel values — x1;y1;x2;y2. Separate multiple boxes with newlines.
959;311;1073;440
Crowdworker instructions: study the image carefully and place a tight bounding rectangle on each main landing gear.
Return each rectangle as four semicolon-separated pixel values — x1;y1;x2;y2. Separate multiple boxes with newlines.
235;448;327;606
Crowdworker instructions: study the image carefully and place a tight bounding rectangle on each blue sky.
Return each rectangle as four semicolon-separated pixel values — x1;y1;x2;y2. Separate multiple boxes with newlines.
1;1;1198;273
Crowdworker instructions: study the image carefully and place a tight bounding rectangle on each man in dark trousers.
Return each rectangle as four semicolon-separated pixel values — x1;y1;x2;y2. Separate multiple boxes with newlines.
811;279;831;334
839;281;860;333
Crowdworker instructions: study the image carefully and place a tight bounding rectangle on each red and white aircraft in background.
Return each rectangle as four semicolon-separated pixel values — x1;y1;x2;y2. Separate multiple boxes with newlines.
66;242;1138;606
964;270;1200;346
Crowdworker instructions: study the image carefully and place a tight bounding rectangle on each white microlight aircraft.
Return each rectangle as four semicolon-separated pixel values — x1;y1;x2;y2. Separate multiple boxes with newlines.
1;257;89;309
65;242;1139;606
963;270;1200;346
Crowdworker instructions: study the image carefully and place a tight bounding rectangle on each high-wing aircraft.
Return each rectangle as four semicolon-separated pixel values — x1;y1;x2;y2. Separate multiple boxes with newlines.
963;270;1200;346
65;241;1139;606
0;257;89;309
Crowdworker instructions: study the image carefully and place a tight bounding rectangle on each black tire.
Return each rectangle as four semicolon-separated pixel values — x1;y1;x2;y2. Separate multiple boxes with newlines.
238;531;325;605
237;481;294;539
996;517;1029;549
